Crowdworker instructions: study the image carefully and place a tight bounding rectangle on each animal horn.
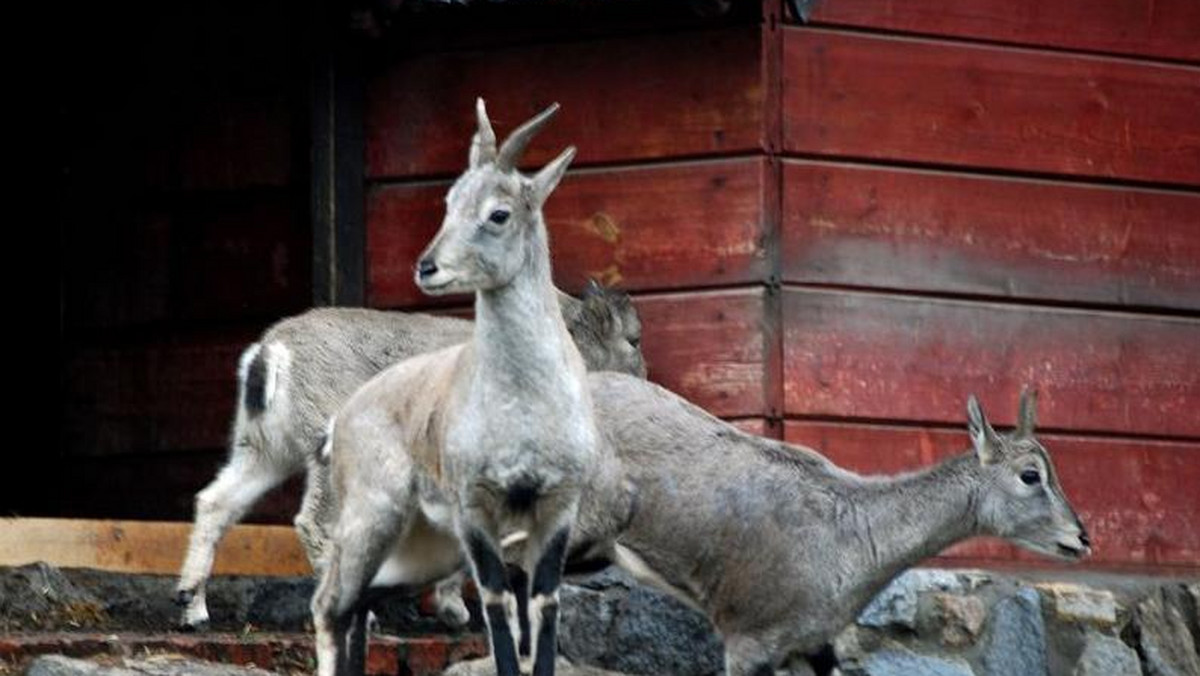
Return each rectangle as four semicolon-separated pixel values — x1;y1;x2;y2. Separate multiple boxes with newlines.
470;98;497;167
497;102;560;170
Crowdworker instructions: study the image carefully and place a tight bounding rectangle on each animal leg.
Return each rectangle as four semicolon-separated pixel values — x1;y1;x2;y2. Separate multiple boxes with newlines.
464;527;522;676
525;521;573;676
295;457;332;574
176;445;292;628
312;497;406;676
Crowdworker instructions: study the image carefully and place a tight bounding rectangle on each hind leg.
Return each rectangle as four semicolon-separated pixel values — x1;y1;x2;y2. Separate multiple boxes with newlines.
176;444;293;628
295;456;333;575
312;494;407;676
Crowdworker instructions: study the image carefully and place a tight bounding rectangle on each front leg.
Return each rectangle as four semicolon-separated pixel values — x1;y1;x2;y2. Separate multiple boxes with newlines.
465;528;522;676
526;523;572;676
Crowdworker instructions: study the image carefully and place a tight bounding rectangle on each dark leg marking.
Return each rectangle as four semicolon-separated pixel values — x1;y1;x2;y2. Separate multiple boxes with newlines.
484;602;521;676
532;603;559;676
467;530;520;676
531;528;570;676
531;529;570;597
344;605;369;676
508;566;531;658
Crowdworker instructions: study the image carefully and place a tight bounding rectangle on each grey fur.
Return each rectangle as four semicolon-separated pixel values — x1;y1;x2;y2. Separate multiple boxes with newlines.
310;100;621;676
438;376;1089;675
174;295;643;629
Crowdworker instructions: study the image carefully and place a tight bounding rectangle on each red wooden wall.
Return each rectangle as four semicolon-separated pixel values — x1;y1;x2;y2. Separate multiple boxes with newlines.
364;1;1200;574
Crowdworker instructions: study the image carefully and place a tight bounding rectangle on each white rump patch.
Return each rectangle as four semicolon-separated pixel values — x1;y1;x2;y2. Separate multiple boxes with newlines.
237;343;262;382
262;341;292;408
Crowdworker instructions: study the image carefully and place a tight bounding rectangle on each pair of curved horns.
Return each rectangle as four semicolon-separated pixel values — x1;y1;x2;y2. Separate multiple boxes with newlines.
473;97;560;170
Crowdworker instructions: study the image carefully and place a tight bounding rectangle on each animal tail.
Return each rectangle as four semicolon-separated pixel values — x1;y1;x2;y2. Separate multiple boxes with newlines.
238;341;291;417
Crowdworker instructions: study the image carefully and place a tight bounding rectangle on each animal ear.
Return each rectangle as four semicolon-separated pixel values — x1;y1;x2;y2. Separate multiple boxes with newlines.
583;278;605;299
531;146;576;204
967;395;1001;465
469;98;497;168
1016;387;1038;438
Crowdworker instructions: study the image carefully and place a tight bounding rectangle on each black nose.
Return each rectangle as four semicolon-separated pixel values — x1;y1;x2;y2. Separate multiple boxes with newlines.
417;259;438;279
1079;532;1091;547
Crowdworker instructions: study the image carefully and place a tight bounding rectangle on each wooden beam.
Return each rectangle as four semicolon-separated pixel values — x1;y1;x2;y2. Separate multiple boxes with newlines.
0;518;309;576
311;0;365;307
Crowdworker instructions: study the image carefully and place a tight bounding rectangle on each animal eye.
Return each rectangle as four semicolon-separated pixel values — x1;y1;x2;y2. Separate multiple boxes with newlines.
628;336;641;348
488;209;510;225
1019;469;1041;485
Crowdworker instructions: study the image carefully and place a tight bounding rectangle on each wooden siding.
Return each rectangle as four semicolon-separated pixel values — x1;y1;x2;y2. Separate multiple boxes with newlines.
366;27;765;179
782;29;1200;186
361;7;1200;573
781;161;1200;310
806;0;1200;62
368;159;770;306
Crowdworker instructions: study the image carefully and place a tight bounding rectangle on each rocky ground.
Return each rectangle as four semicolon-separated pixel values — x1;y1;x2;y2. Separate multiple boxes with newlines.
1;563;1197;675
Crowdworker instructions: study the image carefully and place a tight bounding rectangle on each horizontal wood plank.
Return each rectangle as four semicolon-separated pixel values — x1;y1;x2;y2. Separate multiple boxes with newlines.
366;27;764;178
781;161;1200;310
367;159;769;306
807;0;1200;63
64;332;256;456
636;288;770;419
0;518;308;576
782;29;1200;186
782;289;1200;438
784;422;1200;568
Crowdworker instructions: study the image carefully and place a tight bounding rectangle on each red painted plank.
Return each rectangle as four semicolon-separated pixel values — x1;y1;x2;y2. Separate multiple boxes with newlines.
807;0;1200;63
64;331;256;457
782;289;1200;438
366;27;764;178
784;421;1200;568
782;161;1200;311
782;30;1200;186
636;289;770;419
367;159;769;306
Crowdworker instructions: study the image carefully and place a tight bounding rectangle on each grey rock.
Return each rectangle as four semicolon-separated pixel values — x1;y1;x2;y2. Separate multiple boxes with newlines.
558;569;723;676
1136;588;1200;676
0;563;108;632
442;657;629;676
981;588;1047;676
23;655;278;676
844;649;974;676
930;593;987;647
1036;582;1119;628
858;570;965;630
1073;631;1142;676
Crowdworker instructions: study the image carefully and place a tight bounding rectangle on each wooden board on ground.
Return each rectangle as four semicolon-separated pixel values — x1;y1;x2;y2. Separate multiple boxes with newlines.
0;518;309;576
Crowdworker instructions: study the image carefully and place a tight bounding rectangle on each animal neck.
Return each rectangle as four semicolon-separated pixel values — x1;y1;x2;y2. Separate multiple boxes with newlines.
851;452;982;586
473;223;571;383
